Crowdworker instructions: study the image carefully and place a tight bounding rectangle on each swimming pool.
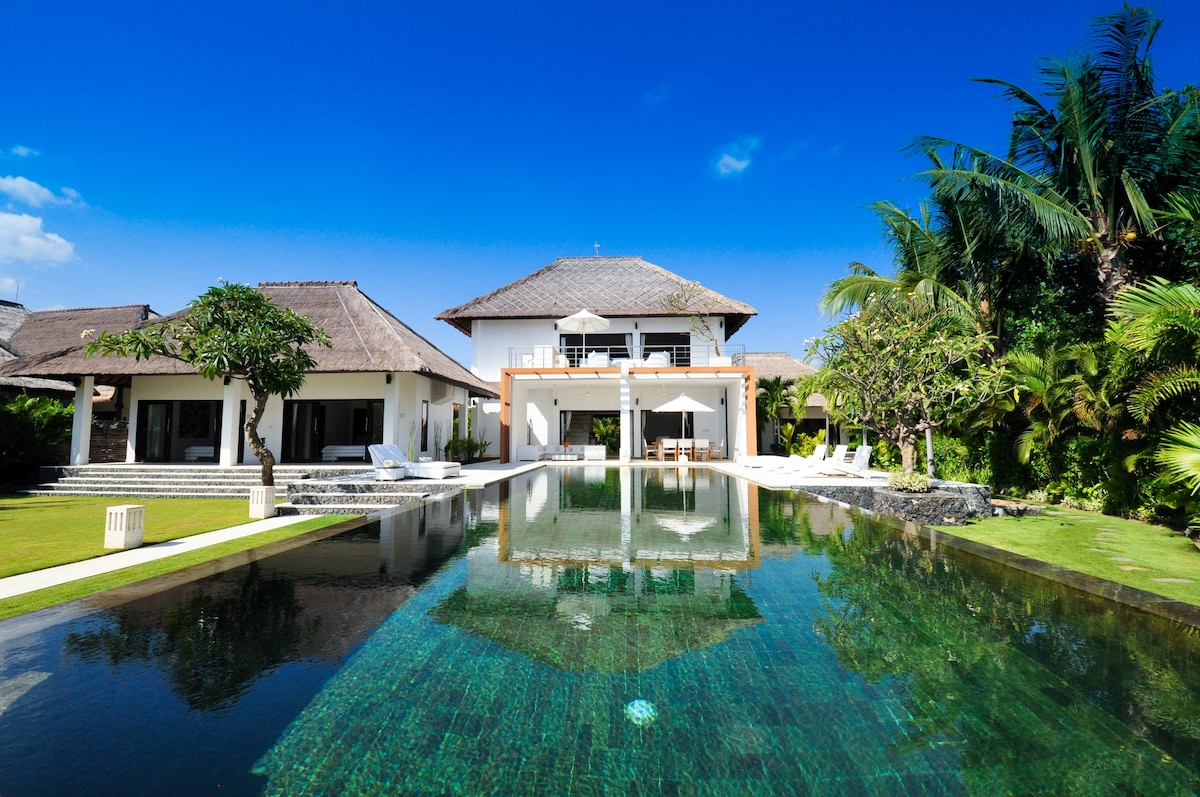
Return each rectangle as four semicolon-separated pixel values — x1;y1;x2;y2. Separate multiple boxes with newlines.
2;466;1199;795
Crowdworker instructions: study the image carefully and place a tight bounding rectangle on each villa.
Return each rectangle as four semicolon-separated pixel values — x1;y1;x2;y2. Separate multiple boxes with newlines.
0;281;496;467
436;255;760;462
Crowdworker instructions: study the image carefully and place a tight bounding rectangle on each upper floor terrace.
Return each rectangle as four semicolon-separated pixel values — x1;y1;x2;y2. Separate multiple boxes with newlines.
507;342;746;369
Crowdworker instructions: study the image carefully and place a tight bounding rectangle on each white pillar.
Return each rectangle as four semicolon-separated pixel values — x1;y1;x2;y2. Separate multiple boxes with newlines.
70;376;95;465
458;389;469;441
618;376;632;462
382;373;401;445
219;379;241;466
733;376;748;458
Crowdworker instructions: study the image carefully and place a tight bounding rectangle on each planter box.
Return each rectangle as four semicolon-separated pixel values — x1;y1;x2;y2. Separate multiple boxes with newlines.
249;486;277;519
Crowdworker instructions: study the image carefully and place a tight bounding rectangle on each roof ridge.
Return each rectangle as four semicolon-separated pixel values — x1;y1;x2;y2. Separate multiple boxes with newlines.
258;280;358;288
31;304;151;314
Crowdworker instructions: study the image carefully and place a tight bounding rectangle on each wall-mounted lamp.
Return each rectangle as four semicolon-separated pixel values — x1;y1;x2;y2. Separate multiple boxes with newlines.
635;398;639;406
223;375;231;386
553;398;558;406
634;322;638;329
720;397;725;405
719;319;724;328
386;374;393;384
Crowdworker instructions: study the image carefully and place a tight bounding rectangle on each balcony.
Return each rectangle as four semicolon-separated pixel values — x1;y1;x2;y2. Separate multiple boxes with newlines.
508;344;745;369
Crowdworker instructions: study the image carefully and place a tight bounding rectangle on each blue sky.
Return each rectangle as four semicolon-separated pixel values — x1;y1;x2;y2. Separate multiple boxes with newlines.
3;1;1198;366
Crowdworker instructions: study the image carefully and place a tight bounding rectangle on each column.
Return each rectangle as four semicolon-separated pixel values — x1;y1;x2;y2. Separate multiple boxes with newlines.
70;376;95;466
618;375;632;462
382;373;400;445
218;378;240;466
457;389;469;441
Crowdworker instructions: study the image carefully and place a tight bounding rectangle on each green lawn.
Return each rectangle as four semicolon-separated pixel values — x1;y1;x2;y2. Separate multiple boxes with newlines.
0;495;263;577
935;504;1200;606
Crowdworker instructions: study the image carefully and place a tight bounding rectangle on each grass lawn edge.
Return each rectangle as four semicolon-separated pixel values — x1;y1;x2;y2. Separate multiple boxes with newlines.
927;509;1200;624
0;513;360;622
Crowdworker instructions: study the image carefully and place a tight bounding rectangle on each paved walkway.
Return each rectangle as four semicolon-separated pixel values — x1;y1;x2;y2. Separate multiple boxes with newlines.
0;515;316;601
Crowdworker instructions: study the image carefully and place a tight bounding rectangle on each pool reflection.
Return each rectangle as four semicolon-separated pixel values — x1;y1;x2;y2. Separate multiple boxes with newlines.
432;467;763;671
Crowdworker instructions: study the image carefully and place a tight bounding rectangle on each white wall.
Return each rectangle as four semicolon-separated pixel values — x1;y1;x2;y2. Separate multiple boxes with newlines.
126;371;461;463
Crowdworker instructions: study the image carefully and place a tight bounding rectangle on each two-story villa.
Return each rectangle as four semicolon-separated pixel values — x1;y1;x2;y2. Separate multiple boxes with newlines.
436;256;760;462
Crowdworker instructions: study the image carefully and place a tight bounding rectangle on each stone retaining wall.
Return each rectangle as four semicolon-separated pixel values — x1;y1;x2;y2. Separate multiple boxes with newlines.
798;481;992;527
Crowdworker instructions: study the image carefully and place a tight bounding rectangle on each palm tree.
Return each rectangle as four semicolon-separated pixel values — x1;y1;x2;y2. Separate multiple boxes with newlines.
755;376;795;452
915;6;1200;305
1002;343;1116;464
1108;277;1200;496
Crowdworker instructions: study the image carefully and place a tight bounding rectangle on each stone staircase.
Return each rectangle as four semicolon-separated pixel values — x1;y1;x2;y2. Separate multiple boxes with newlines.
282;478;463;515
28;464;372;500
28;463;469;516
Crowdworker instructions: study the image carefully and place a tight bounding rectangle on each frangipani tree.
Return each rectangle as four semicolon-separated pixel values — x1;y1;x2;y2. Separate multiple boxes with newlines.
812;297;997;474
85;282;331;486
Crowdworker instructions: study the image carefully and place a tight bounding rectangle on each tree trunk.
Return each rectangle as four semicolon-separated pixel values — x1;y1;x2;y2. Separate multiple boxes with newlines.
926;428;935;478
1096;244;1133;303
898;431;919;475
244;390;276;486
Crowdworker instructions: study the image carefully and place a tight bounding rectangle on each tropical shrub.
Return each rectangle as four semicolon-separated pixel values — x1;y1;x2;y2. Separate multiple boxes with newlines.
888;471;931;493
0;393;74;486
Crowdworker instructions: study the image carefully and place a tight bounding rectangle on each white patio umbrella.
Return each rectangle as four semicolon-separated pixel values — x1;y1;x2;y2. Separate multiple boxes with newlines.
651;393;715;437
557;308;610;356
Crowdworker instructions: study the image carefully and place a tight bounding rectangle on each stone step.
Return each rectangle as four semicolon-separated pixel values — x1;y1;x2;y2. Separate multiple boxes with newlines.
277;503;391;516
46;476;311;487
287;491;427;505
22;489;261;499
37;483;261;494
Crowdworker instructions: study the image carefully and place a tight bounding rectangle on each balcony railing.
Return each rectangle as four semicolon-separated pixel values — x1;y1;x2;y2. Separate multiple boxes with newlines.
508;344;745;369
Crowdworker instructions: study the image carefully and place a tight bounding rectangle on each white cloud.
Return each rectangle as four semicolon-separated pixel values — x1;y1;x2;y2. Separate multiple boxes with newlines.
0;176;57;207
0;275;17;295
713;135;762;178
11;146;38;157
0;212;76;265
716;154;750;175
0;176;84;208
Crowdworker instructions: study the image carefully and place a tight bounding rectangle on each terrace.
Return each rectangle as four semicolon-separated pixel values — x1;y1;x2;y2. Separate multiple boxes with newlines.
507;342;746;369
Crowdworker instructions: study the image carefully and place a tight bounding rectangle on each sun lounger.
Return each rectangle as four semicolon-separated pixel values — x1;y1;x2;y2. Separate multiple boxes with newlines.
817;445;874;477
368;444;408;481
369;443;462;480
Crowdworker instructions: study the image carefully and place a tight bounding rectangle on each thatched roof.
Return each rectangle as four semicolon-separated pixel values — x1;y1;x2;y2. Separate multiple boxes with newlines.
0;300;29;342
8;304;156;357
436;256;757;337
0;282;496;397
0;302;154;394
745;352;817;381
746;352;826;409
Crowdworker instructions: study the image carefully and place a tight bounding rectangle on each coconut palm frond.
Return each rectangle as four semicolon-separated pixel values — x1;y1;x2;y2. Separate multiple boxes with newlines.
1156;422;1200;494
1127;365;1200;422
1108;277;1200;347
920;164;1091;244
820;272;898;317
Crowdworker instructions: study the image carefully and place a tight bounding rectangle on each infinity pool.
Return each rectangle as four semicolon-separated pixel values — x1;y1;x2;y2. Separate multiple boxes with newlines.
2;466;1200;795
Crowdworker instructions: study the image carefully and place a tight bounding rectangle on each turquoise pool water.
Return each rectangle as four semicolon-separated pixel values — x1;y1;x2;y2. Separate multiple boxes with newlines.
3;466;1200;795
